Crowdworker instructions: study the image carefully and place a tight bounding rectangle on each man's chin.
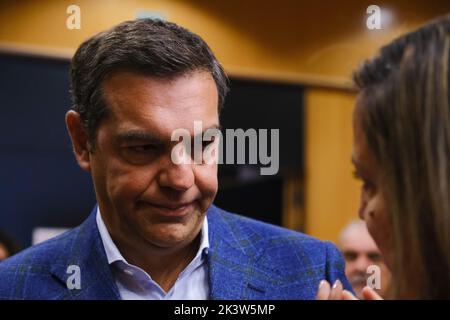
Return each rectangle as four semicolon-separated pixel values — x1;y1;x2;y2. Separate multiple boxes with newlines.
351;283;366;295
138;233;187;249
139;223;200;248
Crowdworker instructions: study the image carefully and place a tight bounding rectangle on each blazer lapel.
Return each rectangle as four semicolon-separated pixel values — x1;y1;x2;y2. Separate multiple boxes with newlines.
50;207;121;300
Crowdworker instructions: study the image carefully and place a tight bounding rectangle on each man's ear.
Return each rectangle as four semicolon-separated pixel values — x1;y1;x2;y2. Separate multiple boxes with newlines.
65;110;91;172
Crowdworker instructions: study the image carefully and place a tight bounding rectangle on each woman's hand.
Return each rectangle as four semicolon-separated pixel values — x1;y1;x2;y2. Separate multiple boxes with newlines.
316;280;383;300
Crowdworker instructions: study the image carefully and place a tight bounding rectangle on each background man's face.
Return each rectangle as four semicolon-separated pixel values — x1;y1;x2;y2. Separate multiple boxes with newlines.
89;70;219;251
339;223;391;299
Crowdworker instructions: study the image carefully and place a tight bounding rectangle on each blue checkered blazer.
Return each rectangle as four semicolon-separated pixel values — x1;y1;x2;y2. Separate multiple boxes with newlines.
0;205;351;299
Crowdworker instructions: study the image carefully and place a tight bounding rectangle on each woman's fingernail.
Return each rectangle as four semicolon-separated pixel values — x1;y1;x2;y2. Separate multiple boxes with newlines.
332;279;341;289
318;280;326;289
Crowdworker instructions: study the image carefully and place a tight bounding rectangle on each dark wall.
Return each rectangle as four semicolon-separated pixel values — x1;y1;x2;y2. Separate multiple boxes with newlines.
0;53;95;247
214;78;304;225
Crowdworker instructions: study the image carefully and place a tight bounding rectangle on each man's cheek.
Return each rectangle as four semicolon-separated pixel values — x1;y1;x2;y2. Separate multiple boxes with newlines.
109;172;151;201
201;166;218;194
194;166;217;204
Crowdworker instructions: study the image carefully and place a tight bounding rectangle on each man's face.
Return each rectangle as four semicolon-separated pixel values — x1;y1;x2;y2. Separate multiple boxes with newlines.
87;70;219;251
340;224;390;299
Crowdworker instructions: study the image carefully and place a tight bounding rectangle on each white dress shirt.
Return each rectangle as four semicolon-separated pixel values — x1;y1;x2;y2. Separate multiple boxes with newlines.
96;207;210;300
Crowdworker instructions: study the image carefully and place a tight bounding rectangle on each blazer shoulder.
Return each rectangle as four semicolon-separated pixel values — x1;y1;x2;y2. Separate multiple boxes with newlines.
210;205;327;249
0;227;79;299
0;227;78;268
209;206;351;294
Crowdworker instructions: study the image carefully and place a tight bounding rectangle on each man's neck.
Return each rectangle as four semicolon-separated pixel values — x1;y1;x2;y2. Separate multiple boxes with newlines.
115;232;202;293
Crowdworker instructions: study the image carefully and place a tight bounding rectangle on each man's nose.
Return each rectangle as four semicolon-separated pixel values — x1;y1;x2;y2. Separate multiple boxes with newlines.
355;255;371;271
158;161;195;191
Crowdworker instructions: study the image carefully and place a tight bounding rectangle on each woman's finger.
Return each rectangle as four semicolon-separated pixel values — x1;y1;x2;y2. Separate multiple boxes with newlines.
316;280;331;300
342;289;358;300
362;286;383;300
329;279;343;300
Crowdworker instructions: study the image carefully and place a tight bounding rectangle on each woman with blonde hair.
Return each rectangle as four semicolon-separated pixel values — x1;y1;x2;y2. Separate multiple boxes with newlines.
318;15;450;299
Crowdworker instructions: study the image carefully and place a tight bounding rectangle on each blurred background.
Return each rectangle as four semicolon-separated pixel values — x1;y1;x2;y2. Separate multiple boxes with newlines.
0;0;448;250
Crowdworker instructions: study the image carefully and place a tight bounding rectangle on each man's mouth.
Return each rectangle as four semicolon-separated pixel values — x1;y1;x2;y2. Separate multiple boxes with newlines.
350;274;368;287
145;201;195;217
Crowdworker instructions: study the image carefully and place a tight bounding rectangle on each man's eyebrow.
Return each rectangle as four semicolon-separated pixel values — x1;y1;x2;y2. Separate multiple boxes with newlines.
118;125;221;143
117;131;162;144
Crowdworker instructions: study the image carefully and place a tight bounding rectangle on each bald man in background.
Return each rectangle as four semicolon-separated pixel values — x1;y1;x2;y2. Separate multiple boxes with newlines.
338;220;391;299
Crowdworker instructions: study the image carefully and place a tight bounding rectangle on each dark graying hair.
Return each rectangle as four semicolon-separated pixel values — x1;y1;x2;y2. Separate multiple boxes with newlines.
70;18;229;145
353;15;450;299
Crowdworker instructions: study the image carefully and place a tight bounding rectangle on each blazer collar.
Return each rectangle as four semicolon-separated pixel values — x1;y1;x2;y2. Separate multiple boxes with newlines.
50;205;275;300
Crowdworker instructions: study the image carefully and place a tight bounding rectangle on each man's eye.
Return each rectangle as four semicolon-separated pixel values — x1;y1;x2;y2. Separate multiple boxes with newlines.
344;252;357;262
120;145;159;165
202;140;214;149
128;145;156;153
368;253;382;262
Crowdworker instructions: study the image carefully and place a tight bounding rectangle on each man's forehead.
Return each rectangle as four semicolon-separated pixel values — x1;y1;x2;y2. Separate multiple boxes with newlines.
101;70;220;137
341;229;379;251
102;70;218;105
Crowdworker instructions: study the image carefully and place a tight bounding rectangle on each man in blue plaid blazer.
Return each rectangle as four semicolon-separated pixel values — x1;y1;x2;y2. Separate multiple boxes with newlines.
0;19;351;299
0;205;350;299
